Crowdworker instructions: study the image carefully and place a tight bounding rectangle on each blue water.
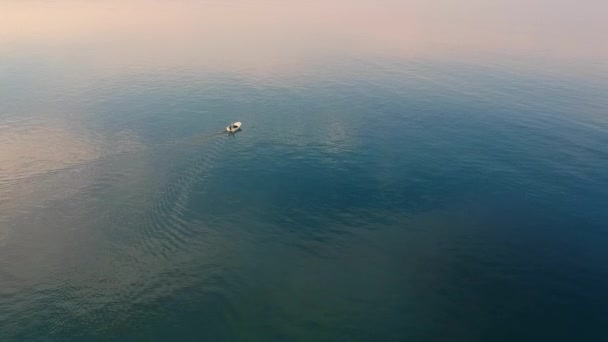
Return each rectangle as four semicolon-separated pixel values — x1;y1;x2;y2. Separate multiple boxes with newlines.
2;2;608;341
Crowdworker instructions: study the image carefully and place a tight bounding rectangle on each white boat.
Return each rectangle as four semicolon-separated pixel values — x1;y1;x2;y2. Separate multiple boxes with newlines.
226;122;242;133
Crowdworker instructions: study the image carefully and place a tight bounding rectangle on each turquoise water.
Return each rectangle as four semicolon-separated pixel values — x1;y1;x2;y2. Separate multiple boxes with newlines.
2;1;608;341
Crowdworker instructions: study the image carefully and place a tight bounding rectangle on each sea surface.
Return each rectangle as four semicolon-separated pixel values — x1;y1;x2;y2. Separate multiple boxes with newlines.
1;1;608;341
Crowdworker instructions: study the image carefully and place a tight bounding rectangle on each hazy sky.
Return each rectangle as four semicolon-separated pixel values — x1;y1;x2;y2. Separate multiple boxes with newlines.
1;0;606;70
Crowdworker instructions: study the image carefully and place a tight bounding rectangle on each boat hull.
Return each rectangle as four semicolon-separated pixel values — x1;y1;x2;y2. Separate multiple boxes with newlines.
226;122;242;133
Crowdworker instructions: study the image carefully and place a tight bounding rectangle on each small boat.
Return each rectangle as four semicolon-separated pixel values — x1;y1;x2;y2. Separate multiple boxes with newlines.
226;122;242;133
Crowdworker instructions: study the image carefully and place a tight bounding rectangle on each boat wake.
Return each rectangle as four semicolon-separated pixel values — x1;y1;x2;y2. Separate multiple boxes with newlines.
138;136;228;257
0;129;232;245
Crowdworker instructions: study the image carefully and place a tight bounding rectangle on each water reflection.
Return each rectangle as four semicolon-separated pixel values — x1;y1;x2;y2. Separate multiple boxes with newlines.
0;126;97;181
0;121;141;225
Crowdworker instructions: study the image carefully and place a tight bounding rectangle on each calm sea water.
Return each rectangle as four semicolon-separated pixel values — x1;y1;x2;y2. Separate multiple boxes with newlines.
1;1;608;341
